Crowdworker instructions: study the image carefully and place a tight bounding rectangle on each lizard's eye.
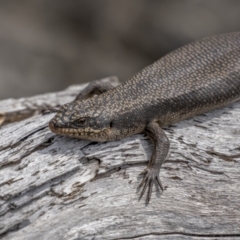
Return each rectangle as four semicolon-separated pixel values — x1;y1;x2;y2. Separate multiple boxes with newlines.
74;117;88;127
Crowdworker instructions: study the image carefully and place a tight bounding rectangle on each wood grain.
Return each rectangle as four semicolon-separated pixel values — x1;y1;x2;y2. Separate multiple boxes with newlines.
1;77;240;240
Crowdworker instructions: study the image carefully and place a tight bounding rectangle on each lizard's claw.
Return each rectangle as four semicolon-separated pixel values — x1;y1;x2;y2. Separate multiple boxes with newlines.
41;105;61;115
138;167;163;204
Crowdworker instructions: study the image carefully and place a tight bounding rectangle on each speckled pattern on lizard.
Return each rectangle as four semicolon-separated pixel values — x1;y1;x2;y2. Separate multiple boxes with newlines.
48;32;240;204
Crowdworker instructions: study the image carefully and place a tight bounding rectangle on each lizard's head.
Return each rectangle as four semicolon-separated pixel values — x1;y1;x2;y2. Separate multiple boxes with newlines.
49;100;115;141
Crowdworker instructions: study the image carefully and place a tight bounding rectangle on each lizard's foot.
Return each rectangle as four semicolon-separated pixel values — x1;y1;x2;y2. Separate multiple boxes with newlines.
41;105;61;115
138;167;163;204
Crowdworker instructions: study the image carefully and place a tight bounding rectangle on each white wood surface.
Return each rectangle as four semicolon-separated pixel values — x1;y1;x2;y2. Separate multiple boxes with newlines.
1;77;240;240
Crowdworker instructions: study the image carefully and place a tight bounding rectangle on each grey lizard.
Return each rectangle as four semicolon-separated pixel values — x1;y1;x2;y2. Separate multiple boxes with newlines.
48;32;240;203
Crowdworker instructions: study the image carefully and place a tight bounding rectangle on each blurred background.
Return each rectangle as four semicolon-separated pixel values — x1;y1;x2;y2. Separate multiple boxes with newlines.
0;0;240;99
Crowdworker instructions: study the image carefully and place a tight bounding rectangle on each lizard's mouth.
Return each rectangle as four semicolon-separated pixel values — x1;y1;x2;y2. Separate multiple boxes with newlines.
49;120;111;141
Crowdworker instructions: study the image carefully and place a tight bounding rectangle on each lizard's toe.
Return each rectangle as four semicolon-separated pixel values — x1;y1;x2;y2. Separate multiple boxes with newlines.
138;167;164;204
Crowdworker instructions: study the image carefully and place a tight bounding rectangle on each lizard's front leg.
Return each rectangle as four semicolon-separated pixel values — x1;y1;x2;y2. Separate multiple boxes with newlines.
41;105;62;115
43;79;115;114
74;80;115;101
139;122;170;204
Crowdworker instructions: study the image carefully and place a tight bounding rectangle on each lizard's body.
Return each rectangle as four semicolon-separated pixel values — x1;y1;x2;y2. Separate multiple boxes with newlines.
49;32;240;203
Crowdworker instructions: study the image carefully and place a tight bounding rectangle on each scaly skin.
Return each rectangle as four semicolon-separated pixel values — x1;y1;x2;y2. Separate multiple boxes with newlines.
49;32;240;204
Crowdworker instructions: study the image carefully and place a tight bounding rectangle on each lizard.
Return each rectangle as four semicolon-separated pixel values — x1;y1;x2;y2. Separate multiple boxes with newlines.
48;32;240;204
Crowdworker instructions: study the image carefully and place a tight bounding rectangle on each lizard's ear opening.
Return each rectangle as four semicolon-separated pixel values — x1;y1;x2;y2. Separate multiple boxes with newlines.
110;121;113;129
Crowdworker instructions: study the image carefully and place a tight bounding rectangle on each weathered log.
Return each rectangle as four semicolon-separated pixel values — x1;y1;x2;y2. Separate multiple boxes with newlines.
1;76;240;240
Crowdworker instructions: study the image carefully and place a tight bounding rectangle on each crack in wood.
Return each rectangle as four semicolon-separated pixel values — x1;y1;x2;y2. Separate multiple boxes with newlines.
114;232;240;239
1;79;240;239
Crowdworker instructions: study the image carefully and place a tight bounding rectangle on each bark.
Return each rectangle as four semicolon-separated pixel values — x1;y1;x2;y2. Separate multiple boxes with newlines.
1;77;240;240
